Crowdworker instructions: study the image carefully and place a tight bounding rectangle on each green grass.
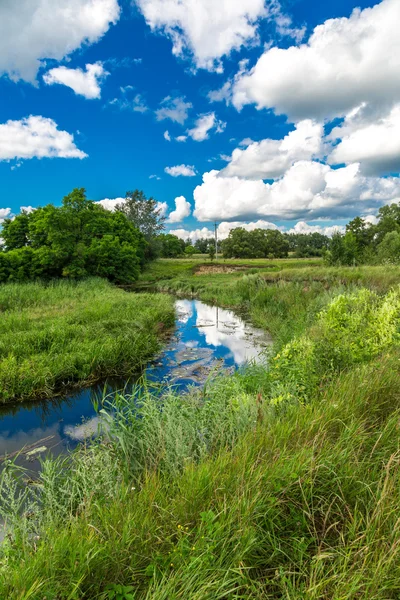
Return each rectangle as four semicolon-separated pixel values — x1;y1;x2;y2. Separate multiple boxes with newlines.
0;278;175;403
2;266;400;598
2;354;400;599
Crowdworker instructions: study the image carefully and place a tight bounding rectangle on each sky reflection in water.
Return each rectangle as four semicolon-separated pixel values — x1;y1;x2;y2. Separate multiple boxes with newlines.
0;299;270;462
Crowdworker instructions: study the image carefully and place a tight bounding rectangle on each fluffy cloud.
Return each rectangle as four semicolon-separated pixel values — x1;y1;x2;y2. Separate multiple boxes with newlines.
0;208;12;223
194;162;400;222
221;120;323;179
0;116;87;161
167;196;191;222
232;0;400;121
165;164;197;177
164;130;171;141
135;0;303;72
188;112;226;142
169;227;214;243
0;0;120;82
287;221;345;237
135;0;268;71
156;96;192;124
329;103;400;176
43;62;108;99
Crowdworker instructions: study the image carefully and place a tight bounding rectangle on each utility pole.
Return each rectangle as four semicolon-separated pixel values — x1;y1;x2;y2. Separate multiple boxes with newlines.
214;222;218;262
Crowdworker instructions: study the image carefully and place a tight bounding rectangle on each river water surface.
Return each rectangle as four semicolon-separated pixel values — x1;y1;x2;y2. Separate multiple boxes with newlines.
0;298;270;464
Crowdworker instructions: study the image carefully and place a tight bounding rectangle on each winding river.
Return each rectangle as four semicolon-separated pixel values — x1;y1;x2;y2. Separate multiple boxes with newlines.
0;298;271;465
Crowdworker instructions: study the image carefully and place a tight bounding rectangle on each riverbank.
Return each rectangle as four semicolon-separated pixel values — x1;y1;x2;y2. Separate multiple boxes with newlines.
2;263;400;598
0;278;175;404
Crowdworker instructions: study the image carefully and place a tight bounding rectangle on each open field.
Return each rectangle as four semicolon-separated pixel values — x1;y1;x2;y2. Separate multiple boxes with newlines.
140;259;400;345
0;278;175;404
2;262;400;598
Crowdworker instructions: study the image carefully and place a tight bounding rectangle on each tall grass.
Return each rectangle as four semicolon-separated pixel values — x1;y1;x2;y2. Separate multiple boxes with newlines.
0;278;175;403
2;284;400;598
1;355;400;599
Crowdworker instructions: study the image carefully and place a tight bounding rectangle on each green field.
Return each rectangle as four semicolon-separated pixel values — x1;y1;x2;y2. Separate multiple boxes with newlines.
0;278;175;403
2;261;400;599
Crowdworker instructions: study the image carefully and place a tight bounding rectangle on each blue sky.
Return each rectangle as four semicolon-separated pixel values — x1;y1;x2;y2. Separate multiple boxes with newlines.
1;0;399;241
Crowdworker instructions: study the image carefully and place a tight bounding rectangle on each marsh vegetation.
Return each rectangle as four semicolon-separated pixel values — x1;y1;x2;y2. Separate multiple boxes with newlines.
1;258;400;599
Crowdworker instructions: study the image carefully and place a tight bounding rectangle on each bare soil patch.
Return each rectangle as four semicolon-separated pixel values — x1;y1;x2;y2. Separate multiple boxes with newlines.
194;264;249;275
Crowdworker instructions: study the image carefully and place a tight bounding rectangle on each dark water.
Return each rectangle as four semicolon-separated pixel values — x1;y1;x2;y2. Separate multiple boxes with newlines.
0;299;270;464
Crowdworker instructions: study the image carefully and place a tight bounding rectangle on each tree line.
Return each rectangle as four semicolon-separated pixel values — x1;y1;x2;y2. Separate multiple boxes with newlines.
2;187;400;284
0;188;164;284
326;205;400;265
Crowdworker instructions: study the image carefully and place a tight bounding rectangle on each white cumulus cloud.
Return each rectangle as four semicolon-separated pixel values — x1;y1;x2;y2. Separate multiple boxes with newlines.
188;112;226;142
329;103;400;176
135;0;268;72
167;196;191;222
169;227;214;243
43;62;109;99
135;0;303;72
221;120;323;180
165;164;197;177
287;221;345;237
232;0;400;122
0;0;120;82
0;116;87;161
193;161;400;222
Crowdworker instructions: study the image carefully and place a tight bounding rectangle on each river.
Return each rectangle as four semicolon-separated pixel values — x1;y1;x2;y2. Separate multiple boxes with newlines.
0;298;271;465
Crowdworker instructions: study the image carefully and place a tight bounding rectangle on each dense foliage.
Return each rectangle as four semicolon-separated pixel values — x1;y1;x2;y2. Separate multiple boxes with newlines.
0;189;147;284
116;190;166;261
221;228;290;259
157;233;186;258
326;204;400;265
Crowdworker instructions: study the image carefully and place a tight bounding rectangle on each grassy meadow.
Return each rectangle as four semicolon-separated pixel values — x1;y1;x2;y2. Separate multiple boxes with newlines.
0;278;175;403
2;260;400;598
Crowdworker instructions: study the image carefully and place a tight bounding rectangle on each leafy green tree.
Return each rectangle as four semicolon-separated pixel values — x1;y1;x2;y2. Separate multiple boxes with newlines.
158;234;185;258
185;245;196;256
1;210;31;250
377;231;400;264
208;243;216;261
0;188;146;284
286;232;330;257
116;190;165;260
375;204;400;244
221;228;289;259
194;238;209;254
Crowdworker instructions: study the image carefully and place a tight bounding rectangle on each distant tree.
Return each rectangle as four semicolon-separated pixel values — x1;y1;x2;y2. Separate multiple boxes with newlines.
286;232;330;257
1;210;31;250
194;238;209;254
208;243;216;261
116;190;165;260
221;228;289;259
326;231;359;266
158;234;185;258
377;231;400;264
375;204;400;244
184;245;196;256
